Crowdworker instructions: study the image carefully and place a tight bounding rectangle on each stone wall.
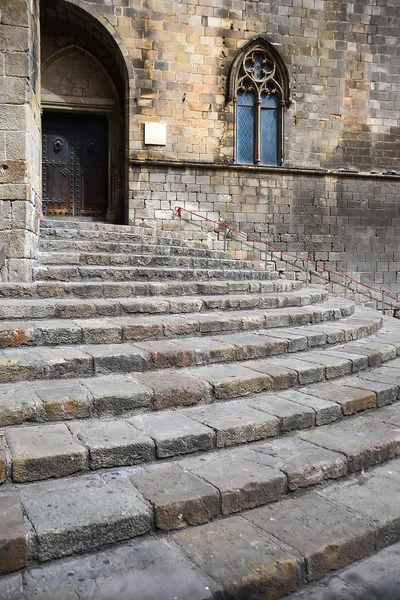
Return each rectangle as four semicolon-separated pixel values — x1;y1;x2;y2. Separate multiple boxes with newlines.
87;0;400;172
0;0;41;282
130;163;400;291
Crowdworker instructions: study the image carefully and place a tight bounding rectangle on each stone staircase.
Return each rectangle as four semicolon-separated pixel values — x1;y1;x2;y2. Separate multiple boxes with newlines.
2;220;400;598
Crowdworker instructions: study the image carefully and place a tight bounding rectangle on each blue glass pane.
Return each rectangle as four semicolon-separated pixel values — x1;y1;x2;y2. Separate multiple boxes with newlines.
237;93;255;164
260;106;278;166
261;94;278;109
237;90;255;107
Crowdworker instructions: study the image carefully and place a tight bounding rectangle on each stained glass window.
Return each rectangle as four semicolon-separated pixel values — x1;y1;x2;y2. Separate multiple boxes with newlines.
231;38;289;166
237;91;255;165
260;94;278;166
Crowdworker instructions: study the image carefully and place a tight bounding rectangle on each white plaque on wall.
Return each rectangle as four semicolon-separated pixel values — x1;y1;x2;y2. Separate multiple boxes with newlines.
144;122;167;145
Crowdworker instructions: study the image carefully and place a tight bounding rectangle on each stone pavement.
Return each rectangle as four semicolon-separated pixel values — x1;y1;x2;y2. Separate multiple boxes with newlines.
2;220;400;599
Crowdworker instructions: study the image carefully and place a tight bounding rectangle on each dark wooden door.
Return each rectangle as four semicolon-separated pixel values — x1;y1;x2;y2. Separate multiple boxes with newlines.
42;113;108;218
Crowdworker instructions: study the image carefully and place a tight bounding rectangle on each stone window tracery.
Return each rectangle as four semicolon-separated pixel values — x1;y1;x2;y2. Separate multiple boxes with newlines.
228;37;291;166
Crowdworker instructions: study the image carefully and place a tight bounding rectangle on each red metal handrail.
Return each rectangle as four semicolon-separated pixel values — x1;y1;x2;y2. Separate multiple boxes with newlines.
176;206;399;307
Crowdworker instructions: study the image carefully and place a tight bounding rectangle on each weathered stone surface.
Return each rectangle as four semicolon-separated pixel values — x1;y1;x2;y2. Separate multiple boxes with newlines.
129;411;214;457
246;492;374;582
7;423;88;482
239;436;348;490
21;475;151;561
86;344;149;375
37;319;82;346
119;317;163;342
83;375;153;416
337;541;400;600
185;454;286;515
215;332;287;360
0;438;6;483
23;538;213;600
170;336;237;364
302;382;376;415
0;572;23;600
134;339;195;368
301;413;400;473
241;358;297;389
35;379;92;420
266;356;326;385
136;370;211;410
173;517;300;599
70;420;154;469
323;349;369;372
131;465;220;530
0;349;44;383
340;376;398;407
0;496;28;574
277;389;342;426
187;363;272;400
183;399;279;447
0;321;37;349
319;461;400;550
0;382;39;426
298;353;352;379
78;320;122;345
37;347;94;380
248;393;315;431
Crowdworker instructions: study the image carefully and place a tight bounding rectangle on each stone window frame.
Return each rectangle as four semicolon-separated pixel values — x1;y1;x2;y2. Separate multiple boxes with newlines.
227;35;291;166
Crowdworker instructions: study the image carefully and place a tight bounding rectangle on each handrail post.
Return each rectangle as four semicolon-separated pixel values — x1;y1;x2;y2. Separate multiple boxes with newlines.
382;290;385;314
223;225;228;252
344;276;348;298
306;258;309;287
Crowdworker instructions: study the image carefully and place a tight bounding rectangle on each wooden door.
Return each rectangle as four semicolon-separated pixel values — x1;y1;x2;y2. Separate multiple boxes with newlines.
42;113;108;218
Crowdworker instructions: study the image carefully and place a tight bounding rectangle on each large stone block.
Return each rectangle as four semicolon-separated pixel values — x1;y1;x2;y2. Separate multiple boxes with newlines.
0;496;28;574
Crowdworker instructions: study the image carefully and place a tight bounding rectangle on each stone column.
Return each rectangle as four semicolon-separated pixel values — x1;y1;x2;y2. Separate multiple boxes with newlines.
0;0;41;282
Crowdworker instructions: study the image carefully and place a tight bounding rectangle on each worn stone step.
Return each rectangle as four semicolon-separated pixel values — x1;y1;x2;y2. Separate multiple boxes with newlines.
40;223;213;250
38;251;255;271
33;264;278;282
287;540;400;599
2;365;400;484
0;321;392;427
3;407;400;569
0;279;302;300
0;288;330;327
0;305;368;384
0;297;355;339
39;238;233;259
7;456;400;598
0;307;378;355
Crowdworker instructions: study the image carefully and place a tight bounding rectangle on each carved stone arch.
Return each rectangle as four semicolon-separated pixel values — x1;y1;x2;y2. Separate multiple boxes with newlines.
63;0;133;82
40;0;130;223
41;45;119;111
227;35;291;107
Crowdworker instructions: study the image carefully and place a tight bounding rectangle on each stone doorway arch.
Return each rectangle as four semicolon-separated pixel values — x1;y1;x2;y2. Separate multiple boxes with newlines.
40;0;130;223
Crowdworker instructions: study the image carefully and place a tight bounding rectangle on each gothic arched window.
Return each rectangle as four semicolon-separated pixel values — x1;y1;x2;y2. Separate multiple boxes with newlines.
228;36;291;166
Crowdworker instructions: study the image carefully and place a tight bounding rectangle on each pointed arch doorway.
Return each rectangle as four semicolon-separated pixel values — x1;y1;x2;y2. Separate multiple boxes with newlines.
40;0;129;223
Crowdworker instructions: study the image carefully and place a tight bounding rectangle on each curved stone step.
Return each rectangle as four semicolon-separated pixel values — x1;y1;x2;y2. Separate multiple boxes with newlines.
0;279;302;300
38;251;255;270
2;400;400;567
2;353;400;484
0;288;329;326
0;316;389;426
8;455;400;598
40;223;213;250
0;304;366;384
33;265;278;282
39;238;233;259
